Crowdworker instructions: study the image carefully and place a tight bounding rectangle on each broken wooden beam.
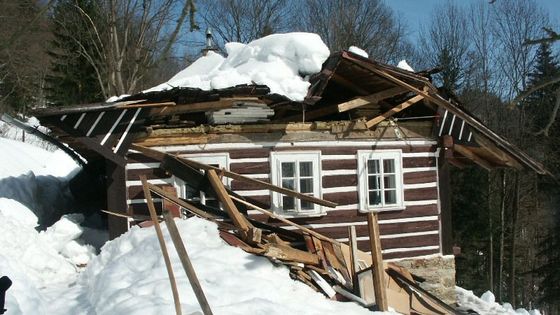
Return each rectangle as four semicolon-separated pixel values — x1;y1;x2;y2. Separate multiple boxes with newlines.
365;94;424;128
337;86;408;113
453;143;493;170
162;209;214;315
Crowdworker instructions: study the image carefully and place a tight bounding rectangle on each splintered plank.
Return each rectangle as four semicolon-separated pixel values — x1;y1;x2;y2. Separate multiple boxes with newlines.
337;86;408;113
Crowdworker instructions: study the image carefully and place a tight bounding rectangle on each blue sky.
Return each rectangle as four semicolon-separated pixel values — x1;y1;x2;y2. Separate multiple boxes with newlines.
384;0;560;44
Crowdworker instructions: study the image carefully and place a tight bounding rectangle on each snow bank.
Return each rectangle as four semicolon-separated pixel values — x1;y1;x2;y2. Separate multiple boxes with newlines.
456;287;542;315
145;32;330;101
72;217;376;315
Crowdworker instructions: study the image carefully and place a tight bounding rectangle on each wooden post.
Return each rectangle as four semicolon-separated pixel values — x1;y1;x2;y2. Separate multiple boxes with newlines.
348;225;360;295
162;209;214;315
367;212;388;311
140;176;182;315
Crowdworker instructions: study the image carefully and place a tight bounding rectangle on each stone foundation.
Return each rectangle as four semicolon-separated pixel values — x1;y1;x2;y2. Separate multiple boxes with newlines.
391;254;456;305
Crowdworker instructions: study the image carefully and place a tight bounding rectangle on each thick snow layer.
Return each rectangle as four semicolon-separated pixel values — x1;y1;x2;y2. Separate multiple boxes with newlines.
456;287;542;315
60;217;377;315
145;32;330;101
397;60;414;72
349;46;369;58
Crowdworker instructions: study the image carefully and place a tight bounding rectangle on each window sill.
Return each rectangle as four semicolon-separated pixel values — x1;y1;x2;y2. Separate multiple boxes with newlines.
358;205;406;213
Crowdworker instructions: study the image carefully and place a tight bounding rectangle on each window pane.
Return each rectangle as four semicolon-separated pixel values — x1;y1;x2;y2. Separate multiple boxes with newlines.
300;178;313;193
368;175;380;190
281;162;294;177
383;159;395;173
282;179;294;190
384;175;396;189
367;159;380;174
299;161;313;177
283;196;295;210
301;199;313;210
369;191;381;206
385;190;397;204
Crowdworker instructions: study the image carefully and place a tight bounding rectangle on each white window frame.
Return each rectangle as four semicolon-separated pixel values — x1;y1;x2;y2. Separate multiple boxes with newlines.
173;153;230;208
357;150;404;212
270;151;323;216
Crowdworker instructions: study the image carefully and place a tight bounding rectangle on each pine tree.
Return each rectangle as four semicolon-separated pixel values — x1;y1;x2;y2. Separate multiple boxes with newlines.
522;42;560;312
45;0;103;106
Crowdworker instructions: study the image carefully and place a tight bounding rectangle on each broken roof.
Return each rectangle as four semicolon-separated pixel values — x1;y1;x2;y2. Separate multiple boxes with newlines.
30;49;547;175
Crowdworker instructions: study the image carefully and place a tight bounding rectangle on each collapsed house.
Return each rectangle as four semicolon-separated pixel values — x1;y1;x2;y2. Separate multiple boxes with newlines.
30;43;546;309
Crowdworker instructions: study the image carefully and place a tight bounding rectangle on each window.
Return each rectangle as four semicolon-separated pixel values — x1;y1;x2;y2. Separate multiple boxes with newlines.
174;153;229;209
357;150;404;212
270;151;322;215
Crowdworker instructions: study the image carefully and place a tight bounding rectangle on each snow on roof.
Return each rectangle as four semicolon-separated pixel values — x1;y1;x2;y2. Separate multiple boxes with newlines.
397;60;414;72
145;32;330;101
348;46;369;58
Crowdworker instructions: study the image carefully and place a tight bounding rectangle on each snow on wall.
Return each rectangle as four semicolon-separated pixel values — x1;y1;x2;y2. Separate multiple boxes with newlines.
144;32;330;101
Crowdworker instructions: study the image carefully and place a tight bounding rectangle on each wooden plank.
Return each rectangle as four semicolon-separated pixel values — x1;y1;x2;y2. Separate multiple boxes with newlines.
365;94;424;128
162;208;214;315
206;169;252;234
278;104;339;122
183;158;338;208
150;97;264;116
367;212;389;311
453;144;492;170
337;86;408;112
117;101;175;109
147;183;218;221
140;176;182;315
263;243;320;265
348;225;360;294
331;73;371;95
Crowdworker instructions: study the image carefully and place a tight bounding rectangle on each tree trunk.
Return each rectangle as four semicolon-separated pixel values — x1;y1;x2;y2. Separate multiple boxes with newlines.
508;171;520;306
498;170;506;303
488;171;494;293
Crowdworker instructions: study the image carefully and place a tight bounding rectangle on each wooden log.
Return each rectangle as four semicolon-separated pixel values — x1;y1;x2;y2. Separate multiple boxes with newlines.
147;183;217;221
365;94;424;128
337;86;408;113
140;176;182;315
367;212;388;311
162;209;214;315
206;169;252;234
149;97;265;116
262;243;320;265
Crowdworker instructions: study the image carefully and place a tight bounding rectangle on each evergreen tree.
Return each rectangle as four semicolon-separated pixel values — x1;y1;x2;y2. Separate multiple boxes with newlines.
45;0;103;106
522;42;560;312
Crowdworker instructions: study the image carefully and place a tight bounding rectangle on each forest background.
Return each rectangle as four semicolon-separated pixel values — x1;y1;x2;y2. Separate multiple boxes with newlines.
0;0;559;313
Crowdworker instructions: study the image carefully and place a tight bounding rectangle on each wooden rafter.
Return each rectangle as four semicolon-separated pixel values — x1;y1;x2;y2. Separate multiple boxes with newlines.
453;144;492;170
365;94;424;128
337;86;408;113
331;73;371;95
149;97;265;116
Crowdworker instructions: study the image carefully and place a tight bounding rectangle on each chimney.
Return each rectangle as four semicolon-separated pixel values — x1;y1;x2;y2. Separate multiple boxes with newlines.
202;28;217;56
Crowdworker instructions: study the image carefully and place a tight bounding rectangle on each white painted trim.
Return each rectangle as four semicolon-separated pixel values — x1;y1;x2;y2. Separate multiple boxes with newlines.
331;204;358;211
126;162;161;170
73;113;86;129
382;245;439;254
101;109;127;146
438;110;448;136
402;167;437;173
242;173;269;179
322;169;357;176
320;154;355;160
403;182;437;190
87;112;105;137
127;198;162;204
126;178;173;186
468;132;473;142
458;120;466;140
448;114;456;134
60;114;67;121
279;215;439;230
152;140;438;152
114;107;141;153
322;186;357;194
385;253;447;262
336;230;439;242
401;152;436;158
236;190;269;197
229;157;269;163
404;199;438;206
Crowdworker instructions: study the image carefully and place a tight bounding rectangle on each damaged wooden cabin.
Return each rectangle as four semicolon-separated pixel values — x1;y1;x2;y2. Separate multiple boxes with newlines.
31;50;547;305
